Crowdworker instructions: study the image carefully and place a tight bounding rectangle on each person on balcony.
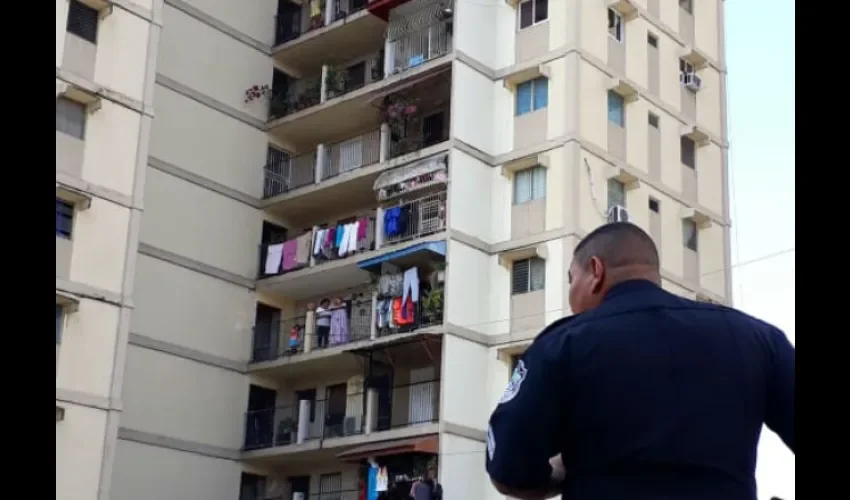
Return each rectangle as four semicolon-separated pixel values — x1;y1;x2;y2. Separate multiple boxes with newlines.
485;222;795;500
315;298;332;348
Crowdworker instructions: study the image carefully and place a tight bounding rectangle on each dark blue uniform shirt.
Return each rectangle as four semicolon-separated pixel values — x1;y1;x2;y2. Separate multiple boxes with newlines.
486;280;795;500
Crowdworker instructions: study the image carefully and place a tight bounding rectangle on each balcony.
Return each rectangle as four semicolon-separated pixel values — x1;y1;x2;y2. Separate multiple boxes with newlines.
273;0;387;75
266;18;453;148
257;183;448;301
243;340;442;462
261;71;451;215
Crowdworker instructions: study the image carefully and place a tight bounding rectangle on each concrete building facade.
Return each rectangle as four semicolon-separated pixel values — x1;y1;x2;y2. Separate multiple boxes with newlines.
56;0;730;499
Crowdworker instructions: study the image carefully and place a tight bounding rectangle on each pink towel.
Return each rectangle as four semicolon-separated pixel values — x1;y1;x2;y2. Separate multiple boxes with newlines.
357;218;368;240
281;239;298;271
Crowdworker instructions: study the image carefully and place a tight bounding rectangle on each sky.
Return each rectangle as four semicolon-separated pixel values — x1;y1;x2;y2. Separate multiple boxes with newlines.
725;0;796;498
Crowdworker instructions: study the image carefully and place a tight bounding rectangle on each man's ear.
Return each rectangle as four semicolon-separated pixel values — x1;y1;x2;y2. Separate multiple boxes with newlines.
589;257;606;294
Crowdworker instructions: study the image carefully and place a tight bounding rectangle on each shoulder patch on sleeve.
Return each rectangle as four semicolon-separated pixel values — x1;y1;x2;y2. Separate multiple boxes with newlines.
487;425;496;461
498;359;528;405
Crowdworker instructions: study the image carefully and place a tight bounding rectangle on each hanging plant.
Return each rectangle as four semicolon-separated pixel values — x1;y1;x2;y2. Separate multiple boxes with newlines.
380;95;418;123
244;84;272;103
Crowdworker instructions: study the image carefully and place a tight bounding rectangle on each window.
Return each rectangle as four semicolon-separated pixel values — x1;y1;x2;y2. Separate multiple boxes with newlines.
647;33;658;47
513;166;547;204
519;0;548;30
679;59;696;80
67;0;99;44
683;219;698;251
607;179;625;209
56;97;86;139
511;257;545;295
649;198;660;213
648;112;659;128
608;8;623;42
515;77;549;116
679;0;693;14
681;136;696;168
607;91;625;127
56;199;75;239
56;305;64;345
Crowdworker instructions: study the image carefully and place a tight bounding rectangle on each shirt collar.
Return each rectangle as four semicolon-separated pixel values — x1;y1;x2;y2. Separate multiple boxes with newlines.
603;279;661;302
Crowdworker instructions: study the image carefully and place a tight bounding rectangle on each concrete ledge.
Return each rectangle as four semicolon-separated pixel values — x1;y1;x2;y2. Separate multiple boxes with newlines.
56;277;133;309
57;388;122;412
117;427;240;461
128;333;247;373
137;242;255;289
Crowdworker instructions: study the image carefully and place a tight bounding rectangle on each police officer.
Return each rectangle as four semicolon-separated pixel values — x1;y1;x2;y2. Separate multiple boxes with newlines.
486;222;795;500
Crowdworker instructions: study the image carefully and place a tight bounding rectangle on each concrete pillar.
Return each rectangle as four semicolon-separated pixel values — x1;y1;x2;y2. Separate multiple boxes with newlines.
383;38;394;77
320;64;329;102
379;122;390;163
315;143;327;183
375;207;385;250
296;399;310;444
365;388;378;434
370;290;379;340
324;0;335;26
303;309;316;353
56;0;70;67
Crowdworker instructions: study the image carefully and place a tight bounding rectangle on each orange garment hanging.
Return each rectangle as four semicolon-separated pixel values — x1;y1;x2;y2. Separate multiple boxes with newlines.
391;297;415;325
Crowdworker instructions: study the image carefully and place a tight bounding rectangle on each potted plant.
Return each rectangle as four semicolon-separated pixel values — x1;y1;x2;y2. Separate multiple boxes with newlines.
422;287;444;325
276;417;296;445
325;67;346;97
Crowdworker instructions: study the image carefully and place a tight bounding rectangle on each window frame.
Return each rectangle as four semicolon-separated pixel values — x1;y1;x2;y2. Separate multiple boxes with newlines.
56;97;87;140
56;199;75;239
513;165;547;205
607;90;625;127
608;8;623;42
518;0;549;30
607;178;626;210
683;219;698;251
515;77;549;116
679;59;696;81
511;257;546;295
67;0;100;44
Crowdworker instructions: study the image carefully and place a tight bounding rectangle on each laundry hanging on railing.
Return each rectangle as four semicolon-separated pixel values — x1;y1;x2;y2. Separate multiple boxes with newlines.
312;217;375;261
265;231;311;274
376;267;420;332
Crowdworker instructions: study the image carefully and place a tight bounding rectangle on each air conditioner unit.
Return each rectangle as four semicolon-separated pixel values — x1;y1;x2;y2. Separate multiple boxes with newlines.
683;73;702;91
607;205;630;223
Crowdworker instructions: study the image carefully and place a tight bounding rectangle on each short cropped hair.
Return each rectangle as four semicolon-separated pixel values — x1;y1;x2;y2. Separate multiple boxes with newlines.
573;222;660;270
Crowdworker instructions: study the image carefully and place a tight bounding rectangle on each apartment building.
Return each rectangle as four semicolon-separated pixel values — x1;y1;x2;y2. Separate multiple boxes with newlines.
55;0;730;499
55;0;159;499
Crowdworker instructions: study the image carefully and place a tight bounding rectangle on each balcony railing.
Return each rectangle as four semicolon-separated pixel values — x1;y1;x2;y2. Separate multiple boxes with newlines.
381;191;447;247
263;152;317;198
326;52;385;100
250;289;443;362
269;75;322;120
386;19;453;76
244;394;366;450
259;218;376;278
251;315;308;363
274;0;369;46
322;129;381;180
243;380;439;450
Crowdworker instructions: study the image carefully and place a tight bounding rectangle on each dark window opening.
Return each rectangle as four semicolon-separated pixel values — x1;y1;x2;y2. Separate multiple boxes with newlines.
67;0;99;44
648;112;659;128
56;199;74;239
648;33;658;47
681;136;696;168
649;198;660;213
